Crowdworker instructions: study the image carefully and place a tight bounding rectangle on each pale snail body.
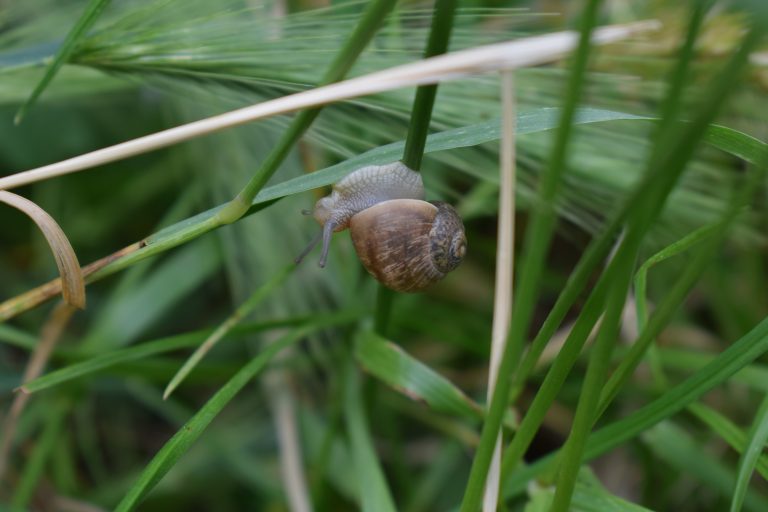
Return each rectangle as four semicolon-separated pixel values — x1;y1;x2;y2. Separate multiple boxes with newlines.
302;161;466;293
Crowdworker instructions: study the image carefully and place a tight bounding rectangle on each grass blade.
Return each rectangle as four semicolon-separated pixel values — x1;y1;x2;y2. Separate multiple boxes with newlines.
14;0;111;124
355;330;485;422
114;327;311;512
228;0;399;217
0;22;658;193
10;399;67;509
21;310;362;394
688;403;768;480
504;314;768;499
731;395;768;512
0;191;84;309
460;1;605;508
643;421;768;512
20;331;207;394
344;355;397;512
163;263;294;399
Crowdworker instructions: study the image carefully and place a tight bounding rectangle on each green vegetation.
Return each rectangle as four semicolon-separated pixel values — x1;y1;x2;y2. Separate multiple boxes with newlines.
1;1;766;511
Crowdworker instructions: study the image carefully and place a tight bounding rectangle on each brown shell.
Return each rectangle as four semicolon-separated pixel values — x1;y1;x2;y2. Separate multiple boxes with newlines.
349;199;466;293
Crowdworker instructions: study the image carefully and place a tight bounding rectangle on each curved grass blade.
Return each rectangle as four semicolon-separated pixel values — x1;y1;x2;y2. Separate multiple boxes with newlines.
114;327;311;512
731;394;768;512
344;355;397;512
163;264;294;399
0;191;84;309
14;0;111;124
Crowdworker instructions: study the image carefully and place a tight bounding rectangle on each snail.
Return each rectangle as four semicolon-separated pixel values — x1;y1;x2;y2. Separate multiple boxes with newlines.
298;161;467;293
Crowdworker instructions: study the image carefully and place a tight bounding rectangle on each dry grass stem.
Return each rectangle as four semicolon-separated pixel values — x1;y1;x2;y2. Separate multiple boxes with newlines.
0;20;659;192
0;302;76;482
482;70;517;512
0;242;142;323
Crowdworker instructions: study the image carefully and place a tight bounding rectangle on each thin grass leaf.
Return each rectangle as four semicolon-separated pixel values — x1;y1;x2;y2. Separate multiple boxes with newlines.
658;348;768;392
599;166;764;415
114;327;311;512
344;355;397;512
465;1;605;507
731;395;768;512
10;399;67;509
163;263;294;399
643;421;768;512
688;403;768;480
355;330;490;423
504;314;768;499
571;471;654;512
0;191;84;309
84;237;222;350
20;331;207;394
14;0;111;124
506;19;762;501
633;222;720;329
0;301;76;481
231;0;399;214
550;4;726;506
21;310;362;394
0;324;37;350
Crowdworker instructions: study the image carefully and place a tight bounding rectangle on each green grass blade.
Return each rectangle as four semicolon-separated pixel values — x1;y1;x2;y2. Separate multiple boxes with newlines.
163;263;294;399
21;310;362;394
643;421;768;512
658;348;768;393
377;0;458;338
401;0;457;171
14;0;111;124
0;324;37;350
344;354;397;512
11;399;67;509
114;327;311;512
228;0;398;216
355;330;483;422
688;403;768;481
20;330;207;394
84;237;222;349
458;3;610;503
731;394;768;512
504;315;768;499
506;20;763;504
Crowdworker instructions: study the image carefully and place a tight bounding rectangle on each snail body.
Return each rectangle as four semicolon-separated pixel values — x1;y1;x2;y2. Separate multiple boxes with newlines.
301;161;466;293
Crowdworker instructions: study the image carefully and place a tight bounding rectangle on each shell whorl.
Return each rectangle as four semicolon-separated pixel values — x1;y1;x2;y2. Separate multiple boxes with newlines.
428;201;467;274
349;199;466;293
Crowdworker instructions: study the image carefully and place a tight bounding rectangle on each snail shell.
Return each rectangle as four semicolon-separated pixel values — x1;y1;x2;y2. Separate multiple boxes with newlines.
350;199;466;293
299;161;466;292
